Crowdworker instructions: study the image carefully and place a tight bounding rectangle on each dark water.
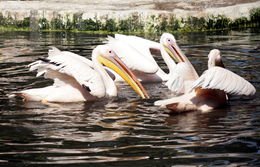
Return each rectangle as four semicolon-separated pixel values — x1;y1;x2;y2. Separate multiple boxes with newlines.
0;29;259;167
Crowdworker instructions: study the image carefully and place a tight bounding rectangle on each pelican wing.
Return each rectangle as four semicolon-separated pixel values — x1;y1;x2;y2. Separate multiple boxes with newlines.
114;34;161;62
165;62;197;94
48;46;93;67
114;34;169;81
29;47;106;98
107;36;158;74
191;67;256;96
165;74;184;94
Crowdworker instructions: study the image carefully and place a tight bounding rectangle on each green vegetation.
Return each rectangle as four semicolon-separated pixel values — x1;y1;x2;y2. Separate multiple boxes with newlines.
249;8;260;27
0;8;259;33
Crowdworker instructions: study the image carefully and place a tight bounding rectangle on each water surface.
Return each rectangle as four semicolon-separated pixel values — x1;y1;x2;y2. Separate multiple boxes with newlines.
0;29;259;166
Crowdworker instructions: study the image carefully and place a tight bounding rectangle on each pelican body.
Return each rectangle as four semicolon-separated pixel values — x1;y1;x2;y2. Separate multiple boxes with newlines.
11;46;149;102
107;33;200;85
107;34;173;82
155;49;256;112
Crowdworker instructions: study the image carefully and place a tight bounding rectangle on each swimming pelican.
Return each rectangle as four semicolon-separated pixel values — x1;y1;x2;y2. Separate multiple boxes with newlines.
107;33;179;82
155;49;256;113
157;33;199;93
107;33;199;85
11;45;149;102
106;35;161;82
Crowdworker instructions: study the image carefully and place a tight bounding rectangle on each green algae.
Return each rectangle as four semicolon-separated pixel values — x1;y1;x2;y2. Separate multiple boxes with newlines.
0;8;259;33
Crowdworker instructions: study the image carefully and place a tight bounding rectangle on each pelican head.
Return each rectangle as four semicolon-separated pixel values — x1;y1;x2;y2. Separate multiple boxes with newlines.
208;49;225;68
160;33;186;63
93;45;149;99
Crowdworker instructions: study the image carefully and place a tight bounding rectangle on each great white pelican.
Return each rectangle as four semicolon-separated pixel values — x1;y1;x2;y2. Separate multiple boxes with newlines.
106;33;201;85
155;49;256;112
106;33;175;82
10;45;149;102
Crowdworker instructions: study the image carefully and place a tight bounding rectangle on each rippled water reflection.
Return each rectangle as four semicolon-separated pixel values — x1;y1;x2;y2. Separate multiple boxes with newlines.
0;30;259;166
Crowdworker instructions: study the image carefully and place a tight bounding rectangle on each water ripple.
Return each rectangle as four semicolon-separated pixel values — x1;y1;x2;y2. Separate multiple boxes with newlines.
0;30;259;166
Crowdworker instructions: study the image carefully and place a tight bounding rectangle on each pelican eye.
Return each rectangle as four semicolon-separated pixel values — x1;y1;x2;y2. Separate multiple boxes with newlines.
82;84;91;92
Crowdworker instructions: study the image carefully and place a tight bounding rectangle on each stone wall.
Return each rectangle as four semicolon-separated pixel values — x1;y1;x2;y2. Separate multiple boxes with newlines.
0;0;259;32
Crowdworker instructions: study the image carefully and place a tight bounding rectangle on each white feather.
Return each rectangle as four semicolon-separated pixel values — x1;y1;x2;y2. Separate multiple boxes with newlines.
107;36;158;74
29;48;106;98
166;62;197;94
192;67;256;96
114;34;160;63
114;34;172;82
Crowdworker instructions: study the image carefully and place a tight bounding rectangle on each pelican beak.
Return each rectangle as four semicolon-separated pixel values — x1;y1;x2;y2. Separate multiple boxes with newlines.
96;55;149;99
164;42;185;63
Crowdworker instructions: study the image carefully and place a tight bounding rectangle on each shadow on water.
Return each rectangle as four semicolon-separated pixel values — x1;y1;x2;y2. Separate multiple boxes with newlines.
0;29;259;166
